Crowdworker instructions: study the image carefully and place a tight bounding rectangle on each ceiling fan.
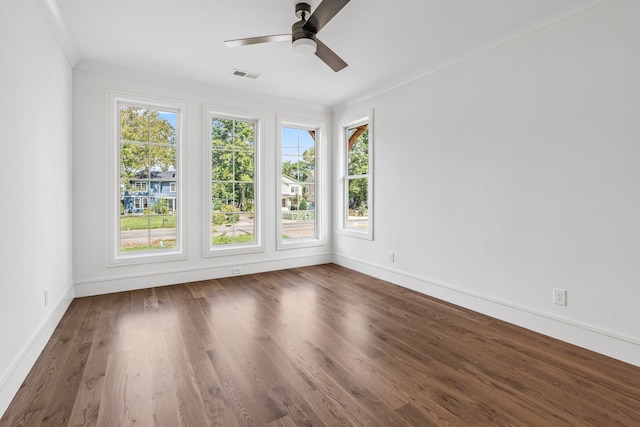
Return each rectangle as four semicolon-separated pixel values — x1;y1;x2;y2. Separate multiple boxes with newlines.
224;0;350;72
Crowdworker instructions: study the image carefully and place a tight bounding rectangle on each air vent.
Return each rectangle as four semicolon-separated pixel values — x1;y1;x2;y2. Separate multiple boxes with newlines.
232;69;260;79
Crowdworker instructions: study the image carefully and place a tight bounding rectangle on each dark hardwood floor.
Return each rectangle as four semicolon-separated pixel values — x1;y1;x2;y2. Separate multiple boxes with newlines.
2;264;639;426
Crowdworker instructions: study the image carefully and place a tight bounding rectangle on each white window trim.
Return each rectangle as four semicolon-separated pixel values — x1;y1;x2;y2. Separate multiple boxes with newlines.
337;111;374;240
108;91;186;266
204;106;264;257
277;115;326;250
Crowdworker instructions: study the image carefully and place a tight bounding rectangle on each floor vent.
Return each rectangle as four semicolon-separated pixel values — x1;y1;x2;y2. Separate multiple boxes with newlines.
232;69;260;79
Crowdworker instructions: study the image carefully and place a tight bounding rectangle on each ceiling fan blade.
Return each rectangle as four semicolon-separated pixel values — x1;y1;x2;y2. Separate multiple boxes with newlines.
303;0;350;34
224;34;291;47
315;38;348;72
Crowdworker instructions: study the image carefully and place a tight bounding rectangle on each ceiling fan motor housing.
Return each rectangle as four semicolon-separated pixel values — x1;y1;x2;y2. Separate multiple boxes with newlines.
292;20;317;43
292;4;317;55
295;3;312;20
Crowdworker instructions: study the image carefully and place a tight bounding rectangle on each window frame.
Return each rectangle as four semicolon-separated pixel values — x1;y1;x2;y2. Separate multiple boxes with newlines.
133;181;148;192
277;115;326;250
338;112;374;240
204;106;264;257
108;91;186;265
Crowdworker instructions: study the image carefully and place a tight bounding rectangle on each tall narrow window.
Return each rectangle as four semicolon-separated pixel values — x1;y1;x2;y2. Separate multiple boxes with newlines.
342;116;373;239
278;117;323;249
111;93;184;263
207;110;261;254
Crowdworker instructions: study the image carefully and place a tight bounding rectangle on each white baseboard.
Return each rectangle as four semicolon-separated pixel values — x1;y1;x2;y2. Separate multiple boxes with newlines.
0;285;75;418
75;253;332;297
333;253;640;367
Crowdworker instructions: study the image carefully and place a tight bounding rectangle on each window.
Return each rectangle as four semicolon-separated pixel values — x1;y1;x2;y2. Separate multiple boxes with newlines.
341;114;373;239
278;116;323;248
133;197;148;210
205;108;262;254
133;182;148;192
170;182;176;193
110;92;184;263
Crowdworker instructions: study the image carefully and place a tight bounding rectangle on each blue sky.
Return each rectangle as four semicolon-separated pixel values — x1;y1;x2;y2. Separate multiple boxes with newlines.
159;111;177;129
282;127;314;163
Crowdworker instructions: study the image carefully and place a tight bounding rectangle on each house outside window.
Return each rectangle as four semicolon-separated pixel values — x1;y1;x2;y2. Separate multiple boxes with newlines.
109;92;184;264
205;107;263;255
278;116;324;249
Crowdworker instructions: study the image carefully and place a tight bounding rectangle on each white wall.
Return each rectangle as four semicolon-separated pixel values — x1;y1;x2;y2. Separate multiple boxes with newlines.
0;0;74;416
72;62;332;296
333;0;640;366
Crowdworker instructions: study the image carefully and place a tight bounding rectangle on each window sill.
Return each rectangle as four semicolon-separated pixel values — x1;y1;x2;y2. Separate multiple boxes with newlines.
204;243;264;258
336;228;373;241
108;250;186;267
277;237;326;251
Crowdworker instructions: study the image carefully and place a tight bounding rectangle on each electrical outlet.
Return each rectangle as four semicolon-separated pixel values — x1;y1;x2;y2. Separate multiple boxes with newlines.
44;289;49;307
553;288;567;306
232;266;241;275
387;251;395;262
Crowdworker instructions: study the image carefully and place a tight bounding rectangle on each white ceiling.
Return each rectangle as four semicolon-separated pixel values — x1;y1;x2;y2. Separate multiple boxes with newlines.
53;0;606;107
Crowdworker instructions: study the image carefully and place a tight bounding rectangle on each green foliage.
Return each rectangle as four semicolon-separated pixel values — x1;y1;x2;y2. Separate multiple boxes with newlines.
153;199;169;214
212;205;240;225
211;118;255;212
348;127;368;175
281;147;314;184
289;195;300;210
212;234;254;245
282;160;309;183
120;107;176;178
357;201;368;216
347;126;369;210
212;213;228;225
299;197;307;210
212;118;254;145
348;177;368;212
244;198;254;213
282;211;315;221
220;204;240;224
302;147;315;168
212;235;233;245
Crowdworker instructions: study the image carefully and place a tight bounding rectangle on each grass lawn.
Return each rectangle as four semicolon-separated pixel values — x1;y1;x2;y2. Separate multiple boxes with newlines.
212;234;255;245
120;239;176;252
121;215;176;230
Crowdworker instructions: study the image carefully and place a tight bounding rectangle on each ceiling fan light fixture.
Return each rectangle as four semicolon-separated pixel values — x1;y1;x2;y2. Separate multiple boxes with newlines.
292;37;317;55
224;0;350;71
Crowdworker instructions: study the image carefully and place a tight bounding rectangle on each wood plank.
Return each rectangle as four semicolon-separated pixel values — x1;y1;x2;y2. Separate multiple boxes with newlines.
1;298;91;426
153;285;215;427
2;264;639;426
67;294;120;426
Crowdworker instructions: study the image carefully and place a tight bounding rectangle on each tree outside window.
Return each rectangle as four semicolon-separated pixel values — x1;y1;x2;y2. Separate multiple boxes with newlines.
118;105;178;253
345;123;370;233
210;118;256;247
